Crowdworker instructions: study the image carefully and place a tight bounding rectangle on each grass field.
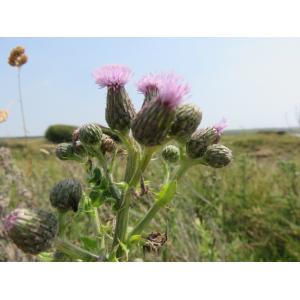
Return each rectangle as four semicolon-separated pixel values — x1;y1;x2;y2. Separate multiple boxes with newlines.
1;132;300;261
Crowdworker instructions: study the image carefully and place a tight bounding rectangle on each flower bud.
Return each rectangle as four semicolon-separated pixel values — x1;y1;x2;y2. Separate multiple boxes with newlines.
56;143;75;160
93;65;136;131
162;145;180;163
55;143;86;162
50;179;83;212
169;104;202;143
186;127;219;159
106;86;136;131
131;100;176;146
101;134;116;154
79;123;102;146
204;144;233;168
3;208;58;254
132;73;190;147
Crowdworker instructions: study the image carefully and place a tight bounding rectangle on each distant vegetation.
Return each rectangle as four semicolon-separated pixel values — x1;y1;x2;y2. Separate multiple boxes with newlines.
1;132;300;261
45;124;77;143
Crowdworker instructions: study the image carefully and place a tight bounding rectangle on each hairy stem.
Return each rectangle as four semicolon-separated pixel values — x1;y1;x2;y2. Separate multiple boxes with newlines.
55;238;100;262
111;139;140;256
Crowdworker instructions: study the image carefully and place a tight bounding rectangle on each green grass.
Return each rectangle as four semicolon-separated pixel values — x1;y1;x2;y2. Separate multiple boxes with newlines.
1;132;300;261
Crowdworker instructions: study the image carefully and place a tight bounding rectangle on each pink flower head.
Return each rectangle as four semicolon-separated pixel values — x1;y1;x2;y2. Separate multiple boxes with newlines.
3;211;19;232
93;64;133;88
137;73;162;94
213;118;227;135
158;73;190;108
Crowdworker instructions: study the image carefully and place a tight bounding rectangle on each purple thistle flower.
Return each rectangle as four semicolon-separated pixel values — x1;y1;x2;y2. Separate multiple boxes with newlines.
93;64;133;88
137;73;162;94
3;211;19;232
158;73;190;108
213;118;227;135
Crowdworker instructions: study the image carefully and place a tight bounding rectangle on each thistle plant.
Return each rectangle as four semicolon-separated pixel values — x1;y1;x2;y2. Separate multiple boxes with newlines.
2;65;233;262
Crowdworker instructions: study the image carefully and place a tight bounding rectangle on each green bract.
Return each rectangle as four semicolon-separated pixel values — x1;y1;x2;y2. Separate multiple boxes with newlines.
131;100;176;146
170;104;202;143
106;86;136;131
50;179;83;212
79;123;103;146
204;144;233;168
186;127;219;159
162;145;180;163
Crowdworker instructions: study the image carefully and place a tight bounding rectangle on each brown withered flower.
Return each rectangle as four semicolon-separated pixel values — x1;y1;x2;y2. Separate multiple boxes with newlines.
143;232;168;254
8;46;28;67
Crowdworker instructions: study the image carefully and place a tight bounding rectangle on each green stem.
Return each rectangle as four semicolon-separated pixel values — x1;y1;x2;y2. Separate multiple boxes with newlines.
111;143;140;254
57;211;67;237
55;238;100;262
92;207;102;249
17;67;28;139
96;152;122;203
129;201;163;237
111;145;156;259
172;160;193;181
128;160;192;239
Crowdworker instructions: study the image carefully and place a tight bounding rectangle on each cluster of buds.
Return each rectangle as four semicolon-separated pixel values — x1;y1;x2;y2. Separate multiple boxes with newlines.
8;46;28;67
186;119;232;168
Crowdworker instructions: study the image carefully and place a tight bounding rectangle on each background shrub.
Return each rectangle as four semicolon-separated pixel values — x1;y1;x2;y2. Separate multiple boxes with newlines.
45;124;77;143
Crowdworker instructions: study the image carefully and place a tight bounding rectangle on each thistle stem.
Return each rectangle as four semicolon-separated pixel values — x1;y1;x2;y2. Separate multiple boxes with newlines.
128;201;163;237
57;211;67;237
92;207;102;248
128;160;192;239
17;68;28;139
55;238;100;262
111;145;155;259
96;152;121;203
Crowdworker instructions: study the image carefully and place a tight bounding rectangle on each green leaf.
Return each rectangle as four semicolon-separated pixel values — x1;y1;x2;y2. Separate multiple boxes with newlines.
129;234;142;244
88;167;103;185
37;252;54;262
89;190;105;207
157;180;177;206
80;236;99;252
119;240;129;261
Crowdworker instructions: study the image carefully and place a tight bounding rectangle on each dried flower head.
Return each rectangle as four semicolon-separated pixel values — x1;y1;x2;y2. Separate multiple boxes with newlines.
93;64;133;88
101;134;116;154
8;46;28;67
0;110;8;123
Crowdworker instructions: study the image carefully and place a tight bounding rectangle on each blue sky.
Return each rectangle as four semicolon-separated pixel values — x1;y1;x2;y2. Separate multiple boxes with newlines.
1;38;300;137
